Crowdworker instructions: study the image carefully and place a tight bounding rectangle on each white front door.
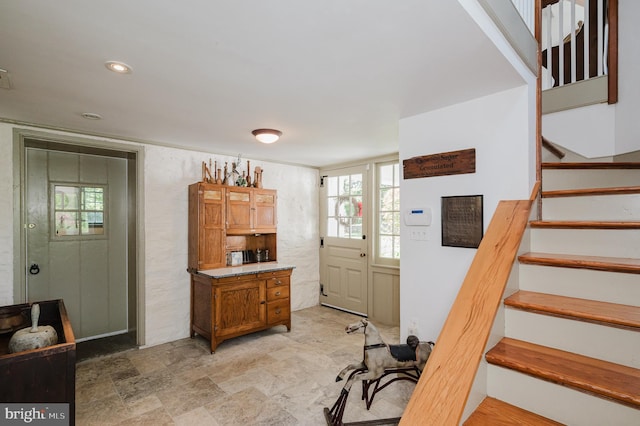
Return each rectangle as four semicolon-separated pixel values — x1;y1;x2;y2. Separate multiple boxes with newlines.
319;166;368;315
25;147;129;341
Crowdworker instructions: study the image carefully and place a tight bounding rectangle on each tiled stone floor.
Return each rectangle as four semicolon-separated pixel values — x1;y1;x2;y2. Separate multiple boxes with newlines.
75;306;416;425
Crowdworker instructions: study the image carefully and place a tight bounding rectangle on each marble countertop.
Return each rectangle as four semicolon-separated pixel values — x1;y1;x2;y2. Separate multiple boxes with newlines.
197;262;295;279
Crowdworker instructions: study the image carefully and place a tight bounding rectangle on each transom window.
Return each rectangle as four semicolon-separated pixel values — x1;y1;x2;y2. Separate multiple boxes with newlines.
377;162;400;262
52;184;106;237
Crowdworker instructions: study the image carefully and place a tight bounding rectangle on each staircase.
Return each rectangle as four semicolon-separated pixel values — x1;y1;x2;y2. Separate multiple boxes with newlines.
466;162;640;425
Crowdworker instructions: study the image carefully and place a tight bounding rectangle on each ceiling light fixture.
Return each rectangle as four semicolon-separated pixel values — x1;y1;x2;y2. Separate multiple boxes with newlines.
252;129;282;144
81;112;102;120
105;61;132;74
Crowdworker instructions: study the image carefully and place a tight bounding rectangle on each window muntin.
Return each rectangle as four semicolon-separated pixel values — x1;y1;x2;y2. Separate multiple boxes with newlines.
377;163;400;261
326;173;363;239
53;184;105;238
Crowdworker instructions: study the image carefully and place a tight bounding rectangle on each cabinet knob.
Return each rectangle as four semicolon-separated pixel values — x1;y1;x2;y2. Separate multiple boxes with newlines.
260;300;266;304
275;309;281;315
274;279;282;285
275;291;281;296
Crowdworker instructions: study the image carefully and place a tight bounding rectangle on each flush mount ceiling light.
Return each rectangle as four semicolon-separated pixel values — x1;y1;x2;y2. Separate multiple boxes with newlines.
81;112;102;120
105;61;132;74
252;129;282;144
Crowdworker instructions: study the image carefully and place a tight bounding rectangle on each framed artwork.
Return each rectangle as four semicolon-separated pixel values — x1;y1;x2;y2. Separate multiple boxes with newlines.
441;195;483;248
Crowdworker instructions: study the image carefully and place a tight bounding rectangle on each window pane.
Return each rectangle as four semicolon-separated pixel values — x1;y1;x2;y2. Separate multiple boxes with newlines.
380;165;394;187
55;212;79;236
380;188;393;211
327;218;338;237
351;217;362;239
393;236;401;258
380;212;393;234
55;186;79;210
82;212;104;235
392;188;400;210
350;174;363;195
327;176;339;197
338;175;349;196
379;235;393;258
392;212;400;235
82;187;104;210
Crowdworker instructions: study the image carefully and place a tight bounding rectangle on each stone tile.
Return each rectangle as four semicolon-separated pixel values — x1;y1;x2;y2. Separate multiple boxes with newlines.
76;394;130;425
156;376;226;417
205;387;298;426
113;367;176;403
125;394;164;417
115;407;174;426
173;406;220;426
76;378;118;404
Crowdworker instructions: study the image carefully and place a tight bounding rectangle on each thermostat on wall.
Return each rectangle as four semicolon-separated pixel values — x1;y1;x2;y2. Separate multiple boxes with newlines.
404;207;432;226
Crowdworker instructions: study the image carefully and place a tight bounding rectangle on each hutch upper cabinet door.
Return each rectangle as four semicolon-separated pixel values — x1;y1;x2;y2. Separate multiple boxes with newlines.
189;183;226;270
226;187;277;234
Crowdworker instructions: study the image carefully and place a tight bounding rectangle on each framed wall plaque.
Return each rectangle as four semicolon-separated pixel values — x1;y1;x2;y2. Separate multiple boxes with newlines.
441;195;483;248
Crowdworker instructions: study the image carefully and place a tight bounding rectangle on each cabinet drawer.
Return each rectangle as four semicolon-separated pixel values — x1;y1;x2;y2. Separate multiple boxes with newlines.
267;300;290;325
258;269;291;280
267;285;289;301
265;275;290;289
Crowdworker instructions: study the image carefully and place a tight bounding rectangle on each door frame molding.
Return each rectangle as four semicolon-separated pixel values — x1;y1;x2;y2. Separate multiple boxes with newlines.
12;128;146;346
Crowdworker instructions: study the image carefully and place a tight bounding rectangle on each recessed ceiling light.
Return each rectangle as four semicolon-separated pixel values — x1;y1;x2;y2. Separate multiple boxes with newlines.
81;112;102;120
105;61;132;74
252;129;282;144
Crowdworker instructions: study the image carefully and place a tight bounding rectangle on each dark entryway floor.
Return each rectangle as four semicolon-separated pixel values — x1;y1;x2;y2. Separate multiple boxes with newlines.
76;331;137;362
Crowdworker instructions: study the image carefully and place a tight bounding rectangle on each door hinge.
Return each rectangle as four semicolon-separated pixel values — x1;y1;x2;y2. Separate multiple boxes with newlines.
320;283;328;297
320;175;328;187
320;237;324;248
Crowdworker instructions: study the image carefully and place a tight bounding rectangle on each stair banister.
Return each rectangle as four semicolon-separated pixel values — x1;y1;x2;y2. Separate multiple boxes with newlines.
400;184;539;425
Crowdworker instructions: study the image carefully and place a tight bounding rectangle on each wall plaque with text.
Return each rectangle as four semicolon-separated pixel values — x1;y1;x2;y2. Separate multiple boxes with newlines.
403;148;475;179
441;195;483;248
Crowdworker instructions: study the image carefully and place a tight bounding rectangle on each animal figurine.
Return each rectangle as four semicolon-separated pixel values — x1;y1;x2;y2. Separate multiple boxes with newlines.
335;318;434;391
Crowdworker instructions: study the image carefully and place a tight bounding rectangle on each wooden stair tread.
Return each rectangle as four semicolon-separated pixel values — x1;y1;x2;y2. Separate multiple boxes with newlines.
542;186;640;198
486;338;640;408
542;162;640;169
464;397;562;426
519;252;640;274
505;290;640;330
530;220;640;229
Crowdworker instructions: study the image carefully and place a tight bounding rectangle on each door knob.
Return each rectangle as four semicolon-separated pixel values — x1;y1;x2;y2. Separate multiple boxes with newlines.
29;264;40;275
360;253;366;257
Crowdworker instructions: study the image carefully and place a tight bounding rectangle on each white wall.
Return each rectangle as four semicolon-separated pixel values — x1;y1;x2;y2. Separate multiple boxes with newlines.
0;123;320;348
543;0;640;158
399;85;533;342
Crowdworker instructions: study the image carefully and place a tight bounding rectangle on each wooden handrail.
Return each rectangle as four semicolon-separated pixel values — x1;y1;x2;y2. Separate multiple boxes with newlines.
400;198;534;425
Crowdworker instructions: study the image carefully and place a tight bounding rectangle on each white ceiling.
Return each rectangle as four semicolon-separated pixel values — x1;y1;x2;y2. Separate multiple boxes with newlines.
0;1;524;167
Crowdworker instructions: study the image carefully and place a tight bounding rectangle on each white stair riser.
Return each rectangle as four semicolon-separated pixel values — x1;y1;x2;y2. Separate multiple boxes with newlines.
518;264;640;306
530;228;640;258
542;169;640;191
505;308;640;368
542;194;640;221
487;364;640;425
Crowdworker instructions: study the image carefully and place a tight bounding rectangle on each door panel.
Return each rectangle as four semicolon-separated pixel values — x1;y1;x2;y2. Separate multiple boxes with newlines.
26;148;128;341
320;165;368;315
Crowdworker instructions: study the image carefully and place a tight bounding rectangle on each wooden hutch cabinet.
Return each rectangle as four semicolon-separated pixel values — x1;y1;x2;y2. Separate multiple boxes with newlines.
188;182;292;353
